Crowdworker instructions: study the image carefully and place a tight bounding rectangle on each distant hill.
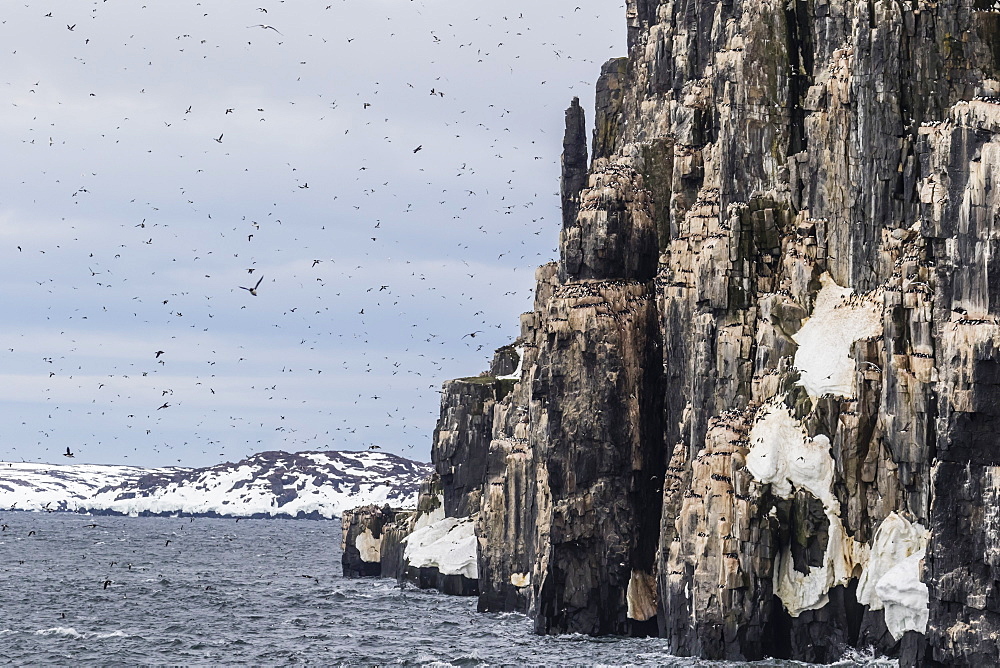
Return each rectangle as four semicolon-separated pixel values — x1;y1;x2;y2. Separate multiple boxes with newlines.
0;450;430;519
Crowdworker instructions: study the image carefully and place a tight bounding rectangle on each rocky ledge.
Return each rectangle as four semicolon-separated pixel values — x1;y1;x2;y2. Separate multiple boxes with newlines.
343;2;1000;665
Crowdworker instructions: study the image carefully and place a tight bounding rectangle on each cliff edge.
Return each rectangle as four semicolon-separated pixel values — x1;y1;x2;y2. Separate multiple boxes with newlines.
347;3;1000;664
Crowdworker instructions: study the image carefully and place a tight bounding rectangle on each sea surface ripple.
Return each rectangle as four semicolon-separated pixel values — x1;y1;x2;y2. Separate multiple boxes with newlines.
0;513;895;666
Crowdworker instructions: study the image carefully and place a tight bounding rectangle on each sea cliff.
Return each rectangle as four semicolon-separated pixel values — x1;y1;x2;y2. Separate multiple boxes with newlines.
343;3;1000;664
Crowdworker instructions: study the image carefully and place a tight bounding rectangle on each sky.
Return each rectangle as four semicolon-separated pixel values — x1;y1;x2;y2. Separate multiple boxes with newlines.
0;0;626;468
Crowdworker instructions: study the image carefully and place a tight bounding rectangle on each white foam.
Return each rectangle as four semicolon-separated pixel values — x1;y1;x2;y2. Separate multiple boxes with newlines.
33;626;84;639
95;630;129;639
832;647;900;667
793;273;882;399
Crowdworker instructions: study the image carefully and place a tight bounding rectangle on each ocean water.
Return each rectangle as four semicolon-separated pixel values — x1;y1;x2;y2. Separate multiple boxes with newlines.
0;513;894;666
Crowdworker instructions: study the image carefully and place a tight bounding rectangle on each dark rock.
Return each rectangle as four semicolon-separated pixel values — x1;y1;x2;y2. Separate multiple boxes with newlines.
490;345;520;377
341;504;398;578
561;97;589;231
401;566;479;597
529;279;665;636
926;462;1000;666
341;3;1000;664
433;379;496;518
379;510;414;581
592;58;627;161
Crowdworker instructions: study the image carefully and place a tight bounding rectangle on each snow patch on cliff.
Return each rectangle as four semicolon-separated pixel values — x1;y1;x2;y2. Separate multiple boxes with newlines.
857;513;929;639
875;550;929;640
748;403;862;616
747;403;837;509
510;572;530;587
403;516;478;579
355;528;382;563
793;273;882;399
857;513;928;610
497;346;525;381
412;495;445;531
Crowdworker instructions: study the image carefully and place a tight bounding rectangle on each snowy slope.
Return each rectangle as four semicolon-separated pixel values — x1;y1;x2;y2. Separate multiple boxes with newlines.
0;462;180;512
0;451;431;519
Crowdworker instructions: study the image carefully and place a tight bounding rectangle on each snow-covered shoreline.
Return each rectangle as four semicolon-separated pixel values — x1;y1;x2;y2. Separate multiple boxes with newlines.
0;450;430;519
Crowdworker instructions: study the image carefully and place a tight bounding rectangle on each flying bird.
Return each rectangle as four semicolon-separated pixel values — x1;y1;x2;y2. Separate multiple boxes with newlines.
63;447;75;458
240;275;264;296
248;24;283;34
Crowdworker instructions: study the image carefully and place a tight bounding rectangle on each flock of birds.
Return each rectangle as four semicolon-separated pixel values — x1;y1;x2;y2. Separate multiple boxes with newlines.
0;1;625;469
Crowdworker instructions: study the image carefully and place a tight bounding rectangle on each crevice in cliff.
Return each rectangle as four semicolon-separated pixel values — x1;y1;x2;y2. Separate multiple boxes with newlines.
640;139;675;250
766;595;794;659
784;0;814;158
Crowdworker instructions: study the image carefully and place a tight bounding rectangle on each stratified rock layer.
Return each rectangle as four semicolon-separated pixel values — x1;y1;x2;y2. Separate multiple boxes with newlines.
471;1;1000;664
347;3;1000;664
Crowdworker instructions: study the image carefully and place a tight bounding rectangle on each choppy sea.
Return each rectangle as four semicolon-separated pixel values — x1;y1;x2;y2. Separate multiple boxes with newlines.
0;513;895;666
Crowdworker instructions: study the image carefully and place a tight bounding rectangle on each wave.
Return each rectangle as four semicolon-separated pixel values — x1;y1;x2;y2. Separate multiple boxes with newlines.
32;627;131;640
832;647;898;667
414;656;458;668
95;629;130;639
33;626;84;639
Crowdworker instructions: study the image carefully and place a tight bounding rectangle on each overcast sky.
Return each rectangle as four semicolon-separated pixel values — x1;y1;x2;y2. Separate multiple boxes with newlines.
0;0;625;468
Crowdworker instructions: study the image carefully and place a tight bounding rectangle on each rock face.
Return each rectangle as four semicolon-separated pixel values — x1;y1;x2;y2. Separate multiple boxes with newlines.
433;377;499;518
341;504;398;577
342;458;481;597
609;2;1000;664
346;3;1000;663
